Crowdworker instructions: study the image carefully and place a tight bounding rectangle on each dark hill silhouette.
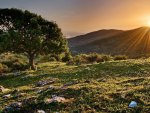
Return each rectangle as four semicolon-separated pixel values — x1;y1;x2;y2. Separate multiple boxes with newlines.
68;27;150;57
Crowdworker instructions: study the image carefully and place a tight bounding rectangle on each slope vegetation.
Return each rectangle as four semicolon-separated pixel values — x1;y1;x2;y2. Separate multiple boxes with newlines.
69;27;150;57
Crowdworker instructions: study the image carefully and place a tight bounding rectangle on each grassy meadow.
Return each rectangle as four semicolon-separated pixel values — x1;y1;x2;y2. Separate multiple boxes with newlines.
0;55;150;113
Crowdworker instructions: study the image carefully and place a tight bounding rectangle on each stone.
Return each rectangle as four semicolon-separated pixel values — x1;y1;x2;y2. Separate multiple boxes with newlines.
63;81;78;87
0;86;5;92
3;94;11;99
36;80;55;87
45;95;66;103
13;72;21;77
37;86;55;94
129;101;137;108
37;110;46;113
21;74;33;80
3;102;22;112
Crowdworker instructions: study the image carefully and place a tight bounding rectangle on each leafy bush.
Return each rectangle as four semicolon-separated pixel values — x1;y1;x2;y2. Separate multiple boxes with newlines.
49;57;57;62
67;53;112;65
114;55;128;60
101;55;112;61
0;63;8;74
62;52;72;62
0;53;28;72
50;54;61;61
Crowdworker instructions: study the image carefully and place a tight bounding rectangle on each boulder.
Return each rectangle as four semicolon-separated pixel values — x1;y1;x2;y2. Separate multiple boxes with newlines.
63;81;79;87
37;110;46;113
0;86;5;92
3;102;22;112
45;95;66;103
3;94;11;99
129;101;137;108
13;72;21;77
36;80;55;87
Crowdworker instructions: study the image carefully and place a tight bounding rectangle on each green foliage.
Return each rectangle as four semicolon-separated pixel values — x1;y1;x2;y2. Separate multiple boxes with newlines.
61;52;72;62
67;53;112;65
0;8;68;69
114;55;128;60
0;63;8;74
49;57;57;62
0;53;28;72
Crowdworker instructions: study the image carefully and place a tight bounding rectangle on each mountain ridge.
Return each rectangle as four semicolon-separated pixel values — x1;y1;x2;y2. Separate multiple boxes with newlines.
68;27;150;57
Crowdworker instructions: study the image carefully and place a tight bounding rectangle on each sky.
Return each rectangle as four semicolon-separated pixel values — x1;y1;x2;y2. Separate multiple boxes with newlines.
1;0;150;38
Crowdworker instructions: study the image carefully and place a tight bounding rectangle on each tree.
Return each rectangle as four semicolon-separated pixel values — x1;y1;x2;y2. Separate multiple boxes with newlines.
0;8;68;70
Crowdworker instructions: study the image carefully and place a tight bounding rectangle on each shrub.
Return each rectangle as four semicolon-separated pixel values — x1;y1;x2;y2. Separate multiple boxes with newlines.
2;58;28;71
0;53;28;72
114;55;128;60
86;53;100;63
101;55;112;61
50;54;61;61
67;53;112;65
49;57;57;62
62;52;72;62
0;63;8;74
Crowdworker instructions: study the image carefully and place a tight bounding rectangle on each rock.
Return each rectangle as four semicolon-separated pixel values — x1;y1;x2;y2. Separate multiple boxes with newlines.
85;67;91;70
63;81;79;87
0;86;5;92
13;72;21;77
37;86;55;94
37;110;46;113
129;101;137;108
36;80;55;87
45;95;66;103
3;102;22;112
21;74;33;80
3;94;11;99
22;96;37;105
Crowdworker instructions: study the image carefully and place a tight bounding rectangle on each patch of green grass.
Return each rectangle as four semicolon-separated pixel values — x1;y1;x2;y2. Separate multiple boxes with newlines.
0;59;150;112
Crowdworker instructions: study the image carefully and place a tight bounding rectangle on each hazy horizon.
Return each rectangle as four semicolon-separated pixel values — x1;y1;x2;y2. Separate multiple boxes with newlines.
1;0;150;38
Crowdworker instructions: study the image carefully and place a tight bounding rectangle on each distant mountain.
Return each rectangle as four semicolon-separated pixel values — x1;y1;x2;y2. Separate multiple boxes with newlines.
68;27;150;57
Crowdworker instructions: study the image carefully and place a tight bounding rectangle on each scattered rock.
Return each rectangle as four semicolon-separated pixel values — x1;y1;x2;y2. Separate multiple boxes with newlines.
22;96;37;105
63;81;79;87
0;86;5;93
3;94;11;99
85;67;91;70
37;110;46;113
3;102;22;112
45;95;66;103
13;93;26;99
36;80;55;87
13;72;21;77
37;85;55;94
97;78;106;82
21;74;33;80
129;101;137;108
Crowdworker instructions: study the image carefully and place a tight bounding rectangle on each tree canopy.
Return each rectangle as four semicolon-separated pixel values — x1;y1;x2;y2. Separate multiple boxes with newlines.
0;8;68;69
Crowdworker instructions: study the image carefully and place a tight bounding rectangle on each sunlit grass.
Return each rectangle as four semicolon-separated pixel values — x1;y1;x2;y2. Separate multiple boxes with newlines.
0;59;150;112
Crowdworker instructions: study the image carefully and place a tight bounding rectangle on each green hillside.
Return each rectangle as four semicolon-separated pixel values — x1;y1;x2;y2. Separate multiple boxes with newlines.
69;27;150;58
0;59;150;113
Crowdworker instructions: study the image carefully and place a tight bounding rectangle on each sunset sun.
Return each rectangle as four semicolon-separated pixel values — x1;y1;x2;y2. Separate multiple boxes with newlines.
147;21;150;27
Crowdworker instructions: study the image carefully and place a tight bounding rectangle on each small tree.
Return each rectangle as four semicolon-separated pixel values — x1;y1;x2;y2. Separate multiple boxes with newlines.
0;8;68;70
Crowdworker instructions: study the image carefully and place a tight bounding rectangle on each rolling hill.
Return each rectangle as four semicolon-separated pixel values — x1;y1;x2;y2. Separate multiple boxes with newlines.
68;27;150;57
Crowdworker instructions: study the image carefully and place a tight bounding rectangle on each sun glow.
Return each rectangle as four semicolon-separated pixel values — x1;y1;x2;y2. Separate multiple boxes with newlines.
147;21;150;27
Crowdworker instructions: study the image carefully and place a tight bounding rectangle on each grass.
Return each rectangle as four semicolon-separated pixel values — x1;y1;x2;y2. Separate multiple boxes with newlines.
0;59;150;112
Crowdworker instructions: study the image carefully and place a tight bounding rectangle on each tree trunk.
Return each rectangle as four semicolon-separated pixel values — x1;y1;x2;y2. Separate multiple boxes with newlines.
29;55;35;70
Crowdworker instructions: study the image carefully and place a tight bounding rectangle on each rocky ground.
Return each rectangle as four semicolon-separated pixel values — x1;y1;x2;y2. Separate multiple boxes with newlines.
0;60;150;113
